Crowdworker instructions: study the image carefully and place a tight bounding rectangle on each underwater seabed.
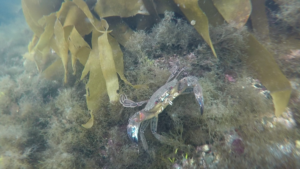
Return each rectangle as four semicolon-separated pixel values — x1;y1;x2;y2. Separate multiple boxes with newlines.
0;0;300;169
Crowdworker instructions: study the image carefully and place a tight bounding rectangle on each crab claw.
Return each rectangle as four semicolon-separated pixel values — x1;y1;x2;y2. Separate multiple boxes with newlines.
180;76;204;115
127;123;139;143
127;111;145;143
193;81;204;115
196;96;204;115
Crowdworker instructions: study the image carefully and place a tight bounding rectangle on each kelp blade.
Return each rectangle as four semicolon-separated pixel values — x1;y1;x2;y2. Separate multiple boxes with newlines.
58;1;93;36
245;34;291;116
174;0;217;57
68;26;91;73
107;34;141;89
106;17;134;46
80;30;107;128
21;0;44;36
198;0;224;26
212;0;251;29
196;0;291;116
54;19;69;84
81;111;94;129
73;0;107;32
21;0;63;36
33;14;56;52
156;0;181;14
250;0;270;41
98;32;120;103
94;0;144;18
81;30;107;112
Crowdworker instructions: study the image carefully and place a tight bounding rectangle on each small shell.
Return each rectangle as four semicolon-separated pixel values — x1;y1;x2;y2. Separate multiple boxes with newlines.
202;144;210;152
190;20;196;25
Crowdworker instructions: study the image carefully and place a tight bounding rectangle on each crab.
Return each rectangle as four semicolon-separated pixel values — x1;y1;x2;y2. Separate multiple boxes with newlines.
120;69;204;151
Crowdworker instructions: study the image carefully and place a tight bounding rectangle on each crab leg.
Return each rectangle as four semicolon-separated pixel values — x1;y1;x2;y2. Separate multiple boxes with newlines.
150;116;186;148
166;67;185;83
140;120;150;151
119;94;148;108
178;76;204;115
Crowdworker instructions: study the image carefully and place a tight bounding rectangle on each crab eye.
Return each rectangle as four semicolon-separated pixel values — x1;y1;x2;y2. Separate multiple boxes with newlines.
155;100;158;104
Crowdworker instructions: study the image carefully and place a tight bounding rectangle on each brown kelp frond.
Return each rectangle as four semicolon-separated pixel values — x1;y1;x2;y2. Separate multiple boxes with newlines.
94;0;147;18
22;0;136;128
174;0;217;57
212;0;251;29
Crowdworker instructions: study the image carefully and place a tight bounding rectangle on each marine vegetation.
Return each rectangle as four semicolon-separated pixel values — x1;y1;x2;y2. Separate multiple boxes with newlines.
0;0;299;168
21;0;291;122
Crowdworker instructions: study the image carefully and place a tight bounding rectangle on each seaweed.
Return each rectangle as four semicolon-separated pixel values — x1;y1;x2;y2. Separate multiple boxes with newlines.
212;0;251;29
97;30;120;103
105;17;134;46
80;28;108;128
68;26;91;73
198;0;291;116
244;34;292;116
250;0;270;41
1;0;300;167
22;0;136;127
21;0;62;36
94;0;147;18
174;0;217;57
53;19;69;84
20;0;294;142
